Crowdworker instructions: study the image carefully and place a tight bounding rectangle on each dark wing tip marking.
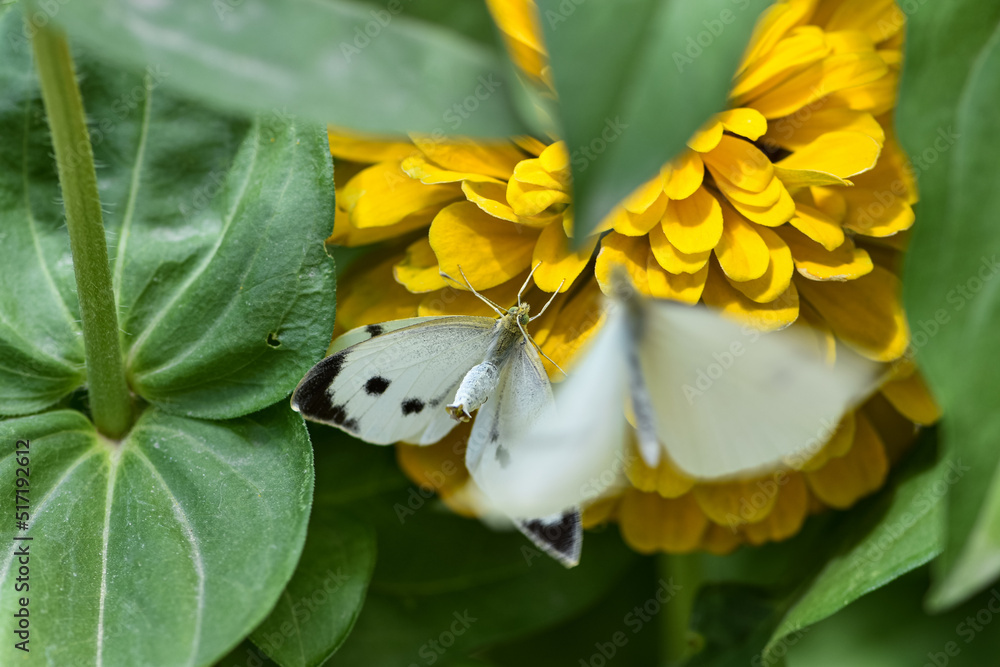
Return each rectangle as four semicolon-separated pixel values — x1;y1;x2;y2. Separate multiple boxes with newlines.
365;376;391;396
291;351;348;421
401;398;425;416
517;510;583;568
365;324;384;337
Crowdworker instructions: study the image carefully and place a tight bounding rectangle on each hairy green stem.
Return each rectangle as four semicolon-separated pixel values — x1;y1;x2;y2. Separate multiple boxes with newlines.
32;21;133;438
661;552;701;665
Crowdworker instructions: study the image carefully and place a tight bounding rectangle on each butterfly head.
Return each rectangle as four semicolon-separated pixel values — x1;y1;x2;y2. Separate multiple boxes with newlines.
508;304;531;326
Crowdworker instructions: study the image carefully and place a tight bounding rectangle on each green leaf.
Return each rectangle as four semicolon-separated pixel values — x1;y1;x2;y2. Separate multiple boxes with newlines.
250;510;376;667
763;436;948;655
0;6;337;419
51;0;526;137
897;2;1000;608
0;403;313;665
786;568;1000;667
290;429;638;665
537;0;771;239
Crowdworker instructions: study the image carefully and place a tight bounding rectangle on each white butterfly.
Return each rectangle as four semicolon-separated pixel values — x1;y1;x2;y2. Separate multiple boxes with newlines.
482;268;882;519
291;266;583;566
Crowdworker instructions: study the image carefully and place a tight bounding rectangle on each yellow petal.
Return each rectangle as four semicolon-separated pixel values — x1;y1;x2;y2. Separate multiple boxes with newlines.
805;413;888;509
507;177;571;217
646;252;708;304
880;372;941;425
624;174;667;213
328;128;417;163
776;131;882;179
732;25;829;100
747;52;889;119
627;441;696;498
461;180;518;223
824;0;905;44
687;119;724;152
702;263;800;331
429;202;539;290
532;218;598;292
327;204;433;247
742;472;809;545
810;186;848;222
701;135;774;192
693;479;779;526
538;277;606;374
393;237;448;293
619;490;708;554
581;496;620;529
715;172;784;208
796;299;838;365
661;187;724;254
401;154;503;185
738;1;822;74
701;523;743;555
799;412;856;472
789;201;845;250
773;166;852;189
409;134;524;180
765;108;884;152
778;227;874;281
842;187;915;237
717;108;768;140
595;232;649;294
730;226;794;303
726;181;797;227
341;161;461;228
418;274;525;318
714;206;771;281
664;150;705;199
795;265;909;361
649;224;710;274
335;252;422;333
608;192;669;236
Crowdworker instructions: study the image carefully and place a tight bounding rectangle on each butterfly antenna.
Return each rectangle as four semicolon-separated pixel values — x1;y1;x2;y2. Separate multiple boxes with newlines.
529;278;565;322
444;265;504;316
517;262;542;306
518;318;567;377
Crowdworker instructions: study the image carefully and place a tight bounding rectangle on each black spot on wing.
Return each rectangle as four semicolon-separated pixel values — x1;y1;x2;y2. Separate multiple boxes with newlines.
365;376;391;396
402;398;425;416
365;324;384;338
342;418;359;433
517;510;582;568
494;445;510;468
292;351;348;421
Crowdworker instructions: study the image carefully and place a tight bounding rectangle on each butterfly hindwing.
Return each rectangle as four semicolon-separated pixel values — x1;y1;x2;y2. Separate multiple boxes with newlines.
637;300;879;479
516;509;583;568
292;316;498;445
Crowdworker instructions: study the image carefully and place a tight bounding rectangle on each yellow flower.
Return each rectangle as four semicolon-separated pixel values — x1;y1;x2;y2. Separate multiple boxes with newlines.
327;0;939;554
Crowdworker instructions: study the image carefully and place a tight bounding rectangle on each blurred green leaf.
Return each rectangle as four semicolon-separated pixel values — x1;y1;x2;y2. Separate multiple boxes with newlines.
294;428;639;665
897;1;1000;609
764;436;947;656
250;510;376;667
787;568;1000;667
538;0;771;239
51;0;526;137
0;7;337;419
692;434;945;665
0;404;313;666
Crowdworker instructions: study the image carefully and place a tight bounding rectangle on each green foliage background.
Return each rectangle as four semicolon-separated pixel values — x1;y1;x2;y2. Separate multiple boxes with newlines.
1;0;999;665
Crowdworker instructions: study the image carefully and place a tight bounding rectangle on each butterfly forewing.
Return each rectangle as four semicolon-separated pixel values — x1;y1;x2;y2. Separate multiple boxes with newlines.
292;316;498;445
